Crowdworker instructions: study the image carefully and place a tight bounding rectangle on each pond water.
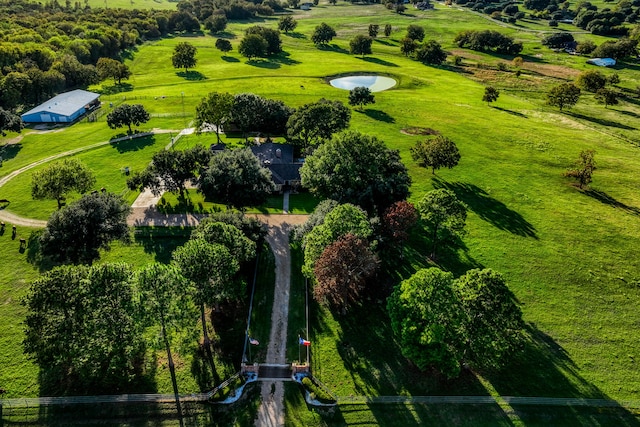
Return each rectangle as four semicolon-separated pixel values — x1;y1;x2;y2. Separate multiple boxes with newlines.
329;75;397;92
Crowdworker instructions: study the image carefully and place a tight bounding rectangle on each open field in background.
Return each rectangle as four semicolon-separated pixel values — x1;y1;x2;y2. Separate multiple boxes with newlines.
1;1;640;423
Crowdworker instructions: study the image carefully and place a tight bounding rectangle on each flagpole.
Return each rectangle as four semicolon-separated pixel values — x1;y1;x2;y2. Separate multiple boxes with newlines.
298;335;301;364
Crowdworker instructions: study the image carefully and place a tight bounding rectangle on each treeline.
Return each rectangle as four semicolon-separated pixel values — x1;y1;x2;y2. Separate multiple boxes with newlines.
0;0;250;112
453;0;638;35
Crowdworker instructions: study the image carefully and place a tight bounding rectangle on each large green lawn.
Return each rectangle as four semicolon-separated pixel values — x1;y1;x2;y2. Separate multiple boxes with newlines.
1;1;640;424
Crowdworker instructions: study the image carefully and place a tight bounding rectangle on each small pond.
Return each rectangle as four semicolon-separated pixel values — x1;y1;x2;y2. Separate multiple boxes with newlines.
329;75;397;92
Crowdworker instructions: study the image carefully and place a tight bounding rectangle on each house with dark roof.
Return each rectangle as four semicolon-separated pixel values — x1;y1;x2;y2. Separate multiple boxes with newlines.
250;142;303;192
21;89;100;124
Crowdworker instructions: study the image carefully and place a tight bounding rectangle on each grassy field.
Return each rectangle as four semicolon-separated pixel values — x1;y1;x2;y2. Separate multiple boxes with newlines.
1;0;640;424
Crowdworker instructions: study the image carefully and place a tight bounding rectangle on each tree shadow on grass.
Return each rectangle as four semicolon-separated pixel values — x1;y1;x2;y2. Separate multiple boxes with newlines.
373;38;395;46
285;31;307;39
492;106;528;118
618;110;640;119
110;134;156;153
583;188;640;216
0;142;22;164
133;226;191;263
222;55;240;62
318;44;349;54
270;51;301;66
358;56;399;67
100;82;134;95
176;70;208;81
566;111;637;131
247;59;280;69
433;179;538;239
483;324;640;426
363;109;395;123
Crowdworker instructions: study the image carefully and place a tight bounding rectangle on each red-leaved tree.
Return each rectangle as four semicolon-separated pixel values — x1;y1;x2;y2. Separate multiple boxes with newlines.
313;234;378;313
382;200;419;254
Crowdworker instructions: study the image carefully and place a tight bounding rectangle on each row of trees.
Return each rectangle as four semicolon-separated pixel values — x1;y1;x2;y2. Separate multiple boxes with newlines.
546;69;622;111
192;91;350;148
0;1;196;110
24;211;262;398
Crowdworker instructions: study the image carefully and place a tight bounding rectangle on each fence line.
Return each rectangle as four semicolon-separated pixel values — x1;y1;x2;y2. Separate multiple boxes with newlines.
336;395;640;409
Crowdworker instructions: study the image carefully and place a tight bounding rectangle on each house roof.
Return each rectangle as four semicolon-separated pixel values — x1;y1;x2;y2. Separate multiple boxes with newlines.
22;89;100;118
250;142;295;165
269;163;302;185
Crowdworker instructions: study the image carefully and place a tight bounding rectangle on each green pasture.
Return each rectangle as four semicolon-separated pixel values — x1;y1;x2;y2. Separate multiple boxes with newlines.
0;2;639;424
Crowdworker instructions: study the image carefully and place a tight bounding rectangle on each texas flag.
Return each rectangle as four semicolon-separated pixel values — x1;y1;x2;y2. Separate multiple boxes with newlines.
299;337;311;346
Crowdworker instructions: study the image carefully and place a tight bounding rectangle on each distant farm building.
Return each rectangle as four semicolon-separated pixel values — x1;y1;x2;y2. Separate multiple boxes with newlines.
586;58;616;67
21;90;100;124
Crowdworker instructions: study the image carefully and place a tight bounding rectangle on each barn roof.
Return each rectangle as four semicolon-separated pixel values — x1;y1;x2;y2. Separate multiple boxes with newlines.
586;58;616;67
22;89;100;118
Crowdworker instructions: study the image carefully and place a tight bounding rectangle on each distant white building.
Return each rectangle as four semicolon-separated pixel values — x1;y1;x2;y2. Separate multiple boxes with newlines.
21;89;100;124
586;58;616;67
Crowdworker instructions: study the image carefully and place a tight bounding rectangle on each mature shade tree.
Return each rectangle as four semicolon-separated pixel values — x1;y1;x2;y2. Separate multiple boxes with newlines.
482;86;500;105
205;14;227;34
198;213;267;244
278;15;298;33
384;24;393;37
31;158;96;209
215;38;233;53
0;107;24;136
348;86;375;111
576;40;597;55
245;26;282;55
127;145;210;198
96;57;131;85
172;239;241;378
575;70;607;92
292;199;339;242
39;192;131;264
546;83;581;111
313;234;379;312
198;148;275;210
350;35;373;57
381;200;419;253
591;38;638;60
595;88;619;108
311;23;337;46
541;32;575;48
106;103;150;134
232;93;267;138
387;268;462;377
415;40;447;65
416;189;467;259
194;92;235;143
454;29;523;55
136;263;195;419
368;24;380;38
400;37;418;57
410;135;461;174
286;98;351;149
454;268;525;370
406;24;425;42
564;149;596;189
301;131;411;214
191;221;256;263
260;98;294;137
238;34;268;59
303;203;373;276
172;42;198;72
23;263;145;394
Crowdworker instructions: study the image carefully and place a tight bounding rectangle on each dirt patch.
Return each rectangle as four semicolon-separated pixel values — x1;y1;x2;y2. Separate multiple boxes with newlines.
401;127;440;136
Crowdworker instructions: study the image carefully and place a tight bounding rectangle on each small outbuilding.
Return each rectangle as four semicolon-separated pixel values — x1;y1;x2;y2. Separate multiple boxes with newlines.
21;89;101;124
586;58;616;67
